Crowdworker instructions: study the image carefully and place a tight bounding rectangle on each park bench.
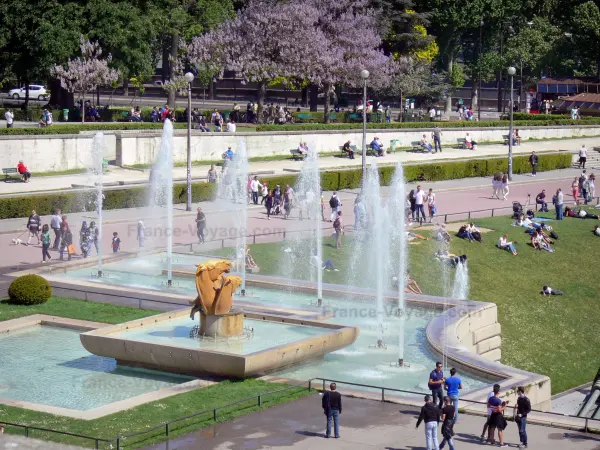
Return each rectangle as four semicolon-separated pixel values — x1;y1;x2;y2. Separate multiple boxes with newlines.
290;149;306;160
411;141;424;151
339;144;359;158
2;168;22;182
503;134;510;145
295;113;313;122
347;113;362;122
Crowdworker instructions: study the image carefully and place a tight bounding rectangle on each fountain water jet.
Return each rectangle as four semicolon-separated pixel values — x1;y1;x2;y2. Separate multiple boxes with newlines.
232;142;249;295
452;260;469;300
89;132;105;277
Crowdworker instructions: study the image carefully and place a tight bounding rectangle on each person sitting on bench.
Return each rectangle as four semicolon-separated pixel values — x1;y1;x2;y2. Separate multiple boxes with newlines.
465;133;477;149
420;134;433;152
370;137;384;157
342;141;354;159
17;160;31;182
222;147;234;160
298;141;308;156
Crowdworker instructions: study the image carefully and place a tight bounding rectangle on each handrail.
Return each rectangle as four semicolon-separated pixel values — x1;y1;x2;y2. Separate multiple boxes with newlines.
0;421;110;449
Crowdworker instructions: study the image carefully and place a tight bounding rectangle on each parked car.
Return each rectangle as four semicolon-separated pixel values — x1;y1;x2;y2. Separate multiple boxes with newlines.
8;85;48;100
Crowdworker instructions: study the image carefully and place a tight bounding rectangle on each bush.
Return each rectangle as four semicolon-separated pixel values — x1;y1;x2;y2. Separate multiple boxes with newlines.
256;118;600;132
0;154;571;219
8;275;52;305
0;122;188;136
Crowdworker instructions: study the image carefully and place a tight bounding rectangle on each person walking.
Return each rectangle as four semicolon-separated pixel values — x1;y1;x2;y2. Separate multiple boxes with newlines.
26;210;41;246
572;177;580;205
588;174;596;203
501;174;509;200
427;188;436;223
41;224;52;263
195;207;206;244
444;368;462;422
250;176;262;205
416;394;441;450
89;221;99;255
432;126;442;153
480;384;501;442
265;190;274;220
322;382;342;439
529;151;538;176
112;232;121;253
50;209;62;250
5;108;14;128
329;192;341;222
59;224;73;261
333;211;343;248
579;144;588;169
260;182;269;204
516;386;531;449
439;396;456;450
428;361;445;409
414;185;426;223
79;221;91;258
555;188;564;220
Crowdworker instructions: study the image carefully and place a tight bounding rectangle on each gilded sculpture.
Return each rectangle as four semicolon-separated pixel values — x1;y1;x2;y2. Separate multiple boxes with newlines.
189;260;242;318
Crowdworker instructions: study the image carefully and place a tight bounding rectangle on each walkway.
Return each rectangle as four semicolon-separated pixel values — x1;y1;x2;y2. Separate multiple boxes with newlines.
2;136;597;196
144;394;600;449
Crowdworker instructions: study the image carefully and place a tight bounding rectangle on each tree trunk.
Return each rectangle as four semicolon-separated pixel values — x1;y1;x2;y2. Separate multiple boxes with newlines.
309;85;318;112
445;53;453;115
209;78;215;100
24;81;30;113
301;86;308;107
123;78;129;97
161;38;170;84
168;32;178;106
257;82;266;124
82;92;86;123
323;82;331;124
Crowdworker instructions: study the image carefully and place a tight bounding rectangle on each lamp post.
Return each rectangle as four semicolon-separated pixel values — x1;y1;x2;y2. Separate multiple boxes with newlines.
507;66;516;181
360;69;369;180
184;72;195;212
478;19;484;122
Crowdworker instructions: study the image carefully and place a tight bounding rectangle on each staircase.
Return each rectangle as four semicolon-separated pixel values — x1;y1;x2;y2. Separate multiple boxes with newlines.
571;147;600;170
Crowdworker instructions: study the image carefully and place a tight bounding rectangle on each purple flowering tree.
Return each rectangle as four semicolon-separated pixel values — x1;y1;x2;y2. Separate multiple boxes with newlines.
52;37;120;123
188;0;324;123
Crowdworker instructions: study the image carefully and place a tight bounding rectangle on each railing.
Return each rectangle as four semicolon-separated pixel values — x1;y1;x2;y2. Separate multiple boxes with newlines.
0;422;110;449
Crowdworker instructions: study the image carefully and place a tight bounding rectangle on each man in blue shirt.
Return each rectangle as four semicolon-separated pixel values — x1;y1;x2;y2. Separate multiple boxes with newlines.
444;367;463;422
428;361;445;409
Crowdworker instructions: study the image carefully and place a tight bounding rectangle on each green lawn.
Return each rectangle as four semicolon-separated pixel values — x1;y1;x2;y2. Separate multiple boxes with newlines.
210;211;600;394
0;297;311;448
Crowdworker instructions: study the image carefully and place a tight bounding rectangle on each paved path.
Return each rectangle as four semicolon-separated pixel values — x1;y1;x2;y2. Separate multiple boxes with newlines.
144;394;600;450
1;167;597;268
2;136;598;196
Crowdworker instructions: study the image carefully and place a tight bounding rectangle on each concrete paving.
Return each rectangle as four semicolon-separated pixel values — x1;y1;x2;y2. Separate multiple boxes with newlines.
143;394;600;450
1;136;598;196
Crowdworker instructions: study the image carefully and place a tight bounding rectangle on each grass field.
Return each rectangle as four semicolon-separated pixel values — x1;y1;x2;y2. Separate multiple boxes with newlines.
211;210;600;394
0;297;311;448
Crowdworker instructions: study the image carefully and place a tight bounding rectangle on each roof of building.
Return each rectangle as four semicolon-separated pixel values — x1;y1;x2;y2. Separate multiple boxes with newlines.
563;93;600;103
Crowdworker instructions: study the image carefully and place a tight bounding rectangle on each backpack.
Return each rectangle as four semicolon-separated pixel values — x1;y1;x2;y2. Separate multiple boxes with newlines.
550;231;559;240
333;217;341;229
329;196;338;208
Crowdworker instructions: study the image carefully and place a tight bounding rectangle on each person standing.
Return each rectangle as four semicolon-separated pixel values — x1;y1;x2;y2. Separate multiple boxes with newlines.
529;151;538;176
322;382;342;439
501;174;509;200
265;190;274;220
414;185;426;223
427;188;436;223
5;109;14;128
555;188;564;220
195;207;206;243
50;209;62;249
487;389;509;447
428;361;445;409
572;177;580;205
207;164;218;183
333;211;343;248
444;368;463;422
439;396;456;450
516;386;531;449
79;221;90;258
250;176;262;205
59;225;73;261
329;192;341;222
579;145;588;169
26;210;41;246
112;232;121;253
432;126;442;153
41;224;52;263
588;174;596;203
416;394;441;450
429;106;436;122
480;384;501;442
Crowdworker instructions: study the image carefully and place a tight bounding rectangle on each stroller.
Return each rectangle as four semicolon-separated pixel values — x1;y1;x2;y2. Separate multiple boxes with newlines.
512;201;523;219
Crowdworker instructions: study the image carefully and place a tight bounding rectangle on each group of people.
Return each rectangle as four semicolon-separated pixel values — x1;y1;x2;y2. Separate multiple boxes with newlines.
149;104;175;123
491;173;510;200
407;186;437;224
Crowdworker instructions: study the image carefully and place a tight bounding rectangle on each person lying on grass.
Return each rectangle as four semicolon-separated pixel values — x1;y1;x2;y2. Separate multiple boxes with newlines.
531;229;554;252
564;207;600;219
407;231;429;241
541;286;563;296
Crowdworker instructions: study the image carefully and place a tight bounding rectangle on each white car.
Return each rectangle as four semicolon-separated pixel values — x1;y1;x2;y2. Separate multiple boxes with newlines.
8;85;48;101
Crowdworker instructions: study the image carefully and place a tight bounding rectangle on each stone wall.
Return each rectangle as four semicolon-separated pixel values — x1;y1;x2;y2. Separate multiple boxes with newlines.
0;125;598;171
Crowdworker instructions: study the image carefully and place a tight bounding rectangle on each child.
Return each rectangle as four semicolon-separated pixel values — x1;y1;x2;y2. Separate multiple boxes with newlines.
112;232;121;253
41;224;52;263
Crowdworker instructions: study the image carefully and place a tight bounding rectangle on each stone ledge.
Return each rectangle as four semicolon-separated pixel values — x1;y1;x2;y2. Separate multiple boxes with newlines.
475;335;502;354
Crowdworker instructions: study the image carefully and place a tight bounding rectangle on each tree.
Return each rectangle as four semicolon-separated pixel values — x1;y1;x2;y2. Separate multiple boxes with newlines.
52;38;120;122
571;1;600;80
188;0;324;123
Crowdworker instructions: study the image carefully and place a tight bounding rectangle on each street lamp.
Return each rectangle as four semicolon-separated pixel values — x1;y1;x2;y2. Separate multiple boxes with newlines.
184;71;195;212
507;66;516;181
360;69;370;179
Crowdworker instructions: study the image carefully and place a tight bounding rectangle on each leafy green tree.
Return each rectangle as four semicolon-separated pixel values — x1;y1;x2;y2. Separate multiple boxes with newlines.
570;1;600;80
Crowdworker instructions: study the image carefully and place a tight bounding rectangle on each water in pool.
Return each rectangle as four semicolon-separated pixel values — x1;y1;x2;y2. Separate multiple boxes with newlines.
0;325;191;411
55;254;490;393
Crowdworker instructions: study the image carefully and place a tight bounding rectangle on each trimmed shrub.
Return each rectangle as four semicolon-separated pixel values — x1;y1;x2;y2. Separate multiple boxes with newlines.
0;122;188;136
0;154;571;219
8;275;52;305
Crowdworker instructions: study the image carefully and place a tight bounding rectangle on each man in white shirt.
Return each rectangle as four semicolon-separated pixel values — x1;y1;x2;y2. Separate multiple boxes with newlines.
414;185;426;223
579;145;588;169
556;188;564;220
429;107;436;121
226;120;236;132
250;176;262;205
5;109;14;128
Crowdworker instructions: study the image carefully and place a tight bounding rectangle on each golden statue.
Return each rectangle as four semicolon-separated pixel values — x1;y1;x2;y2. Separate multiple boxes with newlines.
190;260;242;319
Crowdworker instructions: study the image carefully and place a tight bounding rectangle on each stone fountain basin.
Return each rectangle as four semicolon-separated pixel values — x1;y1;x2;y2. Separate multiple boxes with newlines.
80;309;359;378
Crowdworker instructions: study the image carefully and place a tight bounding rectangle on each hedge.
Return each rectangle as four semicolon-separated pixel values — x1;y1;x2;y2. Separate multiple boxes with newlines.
0;154;571;219
0;122;188;136
256;118;600;132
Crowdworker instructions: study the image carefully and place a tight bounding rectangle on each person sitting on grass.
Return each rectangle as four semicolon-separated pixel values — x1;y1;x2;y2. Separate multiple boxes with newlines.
498;234;517;256
457;224;474;242
311;249;339;272
594;225;600;236
467;223;483;243
342;141;355;159
405;269;423;294
531;229;554;252
435;224;451;243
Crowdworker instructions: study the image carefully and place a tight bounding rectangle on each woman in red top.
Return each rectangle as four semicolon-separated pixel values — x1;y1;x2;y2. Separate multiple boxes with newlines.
17;160;31;182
